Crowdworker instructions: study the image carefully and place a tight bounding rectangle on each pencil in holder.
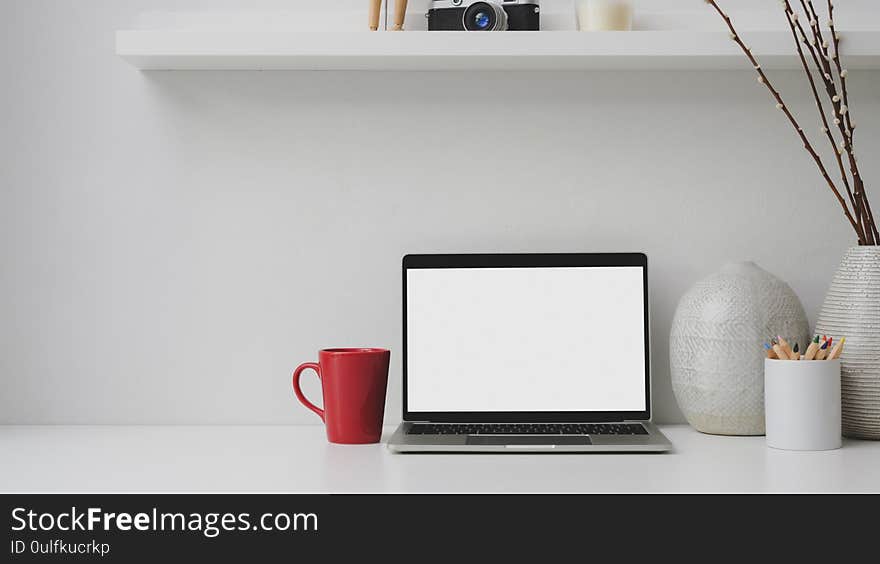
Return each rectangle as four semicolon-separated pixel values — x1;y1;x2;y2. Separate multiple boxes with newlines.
764;358;842;451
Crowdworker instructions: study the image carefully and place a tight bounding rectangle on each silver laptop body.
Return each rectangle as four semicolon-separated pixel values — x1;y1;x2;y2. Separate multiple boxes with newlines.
387;253;672;453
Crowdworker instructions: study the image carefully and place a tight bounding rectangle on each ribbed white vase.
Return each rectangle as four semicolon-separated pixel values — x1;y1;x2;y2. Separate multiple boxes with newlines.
815;246;880;440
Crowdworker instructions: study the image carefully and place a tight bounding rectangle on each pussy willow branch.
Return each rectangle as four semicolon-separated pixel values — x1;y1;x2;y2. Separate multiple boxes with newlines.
781;2;863;241
826;0;879;241
794;1;872;243
863;189;880;243
860;178;880;243
824;1;855;137
797;0;876;243
703;0;861;239
801;1;842;113
801;0;880;245
783;1;865;242
791;4;851;163
801;0;846;139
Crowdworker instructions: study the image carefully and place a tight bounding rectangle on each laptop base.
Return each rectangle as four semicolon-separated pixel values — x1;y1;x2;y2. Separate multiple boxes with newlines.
387;421;673;453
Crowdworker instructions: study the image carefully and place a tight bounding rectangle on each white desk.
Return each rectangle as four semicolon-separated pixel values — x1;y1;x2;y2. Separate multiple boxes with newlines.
2;425;878;493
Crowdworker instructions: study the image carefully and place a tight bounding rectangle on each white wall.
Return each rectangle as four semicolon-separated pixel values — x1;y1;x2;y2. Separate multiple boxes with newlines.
2;0;879;425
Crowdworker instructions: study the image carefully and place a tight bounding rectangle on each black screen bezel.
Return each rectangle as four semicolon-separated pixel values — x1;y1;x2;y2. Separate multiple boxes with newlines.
402;253;651;423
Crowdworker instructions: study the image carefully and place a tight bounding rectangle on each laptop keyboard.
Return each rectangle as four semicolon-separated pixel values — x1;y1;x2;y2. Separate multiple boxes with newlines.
406;423;648;436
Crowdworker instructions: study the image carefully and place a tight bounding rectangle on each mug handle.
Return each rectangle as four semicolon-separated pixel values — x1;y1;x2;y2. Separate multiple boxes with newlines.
292;363;325;422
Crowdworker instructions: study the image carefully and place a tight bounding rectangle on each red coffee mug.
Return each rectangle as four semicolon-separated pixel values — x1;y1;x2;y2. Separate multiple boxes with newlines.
292;348;390;444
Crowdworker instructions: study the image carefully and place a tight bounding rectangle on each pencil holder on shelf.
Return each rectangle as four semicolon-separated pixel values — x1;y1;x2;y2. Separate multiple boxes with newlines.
764;359;842;451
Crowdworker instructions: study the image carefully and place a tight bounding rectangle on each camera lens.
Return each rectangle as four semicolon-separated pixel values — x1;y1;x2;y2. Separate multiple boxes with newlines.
463;2;508;31
474;12;491;29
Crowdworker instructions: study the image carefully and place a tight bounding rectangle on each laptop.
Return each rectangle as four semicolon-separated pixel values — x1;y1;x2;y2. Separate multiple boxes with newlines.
387;253;672;453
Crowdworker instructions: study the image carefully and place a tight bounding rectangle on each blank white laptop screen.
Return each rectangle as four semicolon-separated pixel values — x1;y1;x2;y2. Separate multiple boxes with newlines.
406;266;647;413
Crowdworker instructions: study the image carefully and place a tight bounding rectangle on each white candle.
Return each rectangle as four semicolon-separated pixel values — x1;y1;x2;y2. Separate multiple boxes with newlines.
575;0;633;31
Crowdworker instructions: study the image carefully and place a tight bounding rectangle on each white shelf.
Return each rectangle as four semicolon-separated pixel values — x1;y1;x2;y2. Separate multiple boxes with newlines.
115;30;880;71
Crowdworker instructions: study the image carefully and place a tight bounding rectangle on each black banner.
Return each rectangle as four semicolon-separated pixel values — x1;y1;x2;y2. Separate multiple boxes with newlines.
2;494;875;561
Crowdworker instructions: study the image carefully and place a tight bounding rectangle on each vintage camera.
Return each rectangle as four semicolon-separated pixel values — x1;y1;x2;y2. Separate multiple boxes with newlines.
427;0;540;31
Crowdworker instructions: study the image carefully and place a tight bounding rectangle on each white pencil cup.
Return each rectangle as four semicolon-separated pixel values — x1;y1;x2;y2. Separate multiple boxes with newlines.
764;359;842;451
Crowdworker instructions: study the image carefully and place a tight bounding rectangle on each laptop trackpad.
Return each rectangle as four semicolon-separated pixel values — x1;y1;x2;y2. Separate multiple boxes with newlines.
466;436;592;446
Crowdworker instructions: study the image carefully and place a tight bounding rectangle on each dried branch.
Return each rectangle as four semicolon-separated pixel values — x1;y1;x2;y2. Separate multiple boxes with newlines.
703;0;861;238
825;0;878;242
795;1;874;243
864;196;880;242
823;1;855;137
781;2;863;241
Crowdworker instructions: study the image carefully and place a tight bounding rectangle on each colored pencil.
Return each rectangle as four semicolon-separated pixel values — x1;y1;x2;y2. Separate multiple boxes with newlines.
392;0;408;30
827;337;846;360
765;334;848;361
777;336;795;359
772;344;788;361
369;0;383;30
815;338;830;360
804;335;821;360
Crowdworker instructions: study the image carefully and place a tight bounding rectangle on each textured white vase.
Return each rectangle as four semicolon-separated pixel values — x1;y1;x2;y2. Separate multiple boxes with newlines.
815;246;880;440
670;262;810;435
